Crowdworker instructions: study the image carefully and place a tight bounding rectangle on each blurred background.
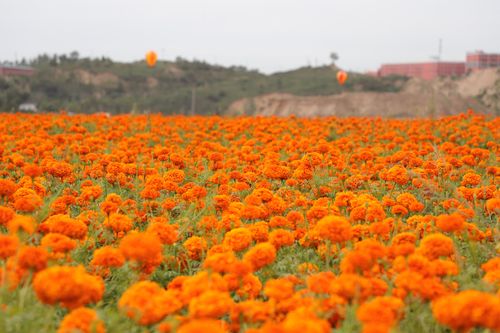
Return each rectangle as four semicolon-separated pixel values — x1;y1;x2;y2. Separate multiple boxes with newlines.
1;0;499;116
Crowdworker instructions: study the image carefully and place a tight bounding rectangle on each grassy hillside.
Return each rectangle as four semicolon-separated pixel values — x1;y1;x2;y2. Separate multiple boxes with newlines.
0;54;407;114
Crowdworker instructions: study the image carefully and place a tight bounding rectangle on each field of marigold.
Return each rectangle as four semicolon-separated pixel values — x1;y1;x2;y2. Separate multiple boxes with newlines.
0;112;499;333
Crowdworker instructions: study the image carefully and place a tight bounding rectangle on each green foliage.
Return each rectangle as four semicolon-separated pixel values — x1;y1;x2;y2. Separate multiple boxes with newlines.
0;283;61;333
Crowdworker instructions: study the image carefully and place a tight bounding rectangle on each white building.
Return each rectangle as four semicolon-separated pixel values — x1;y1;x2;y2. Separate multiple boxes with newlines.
18;103;38;113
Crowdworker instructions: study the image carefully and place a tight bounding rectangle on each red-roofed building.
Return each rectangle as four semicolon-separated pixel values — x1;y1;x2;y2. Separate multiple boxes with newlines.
378;62;465;80
466;51;500;71
0;64;35;76
378;50;500;80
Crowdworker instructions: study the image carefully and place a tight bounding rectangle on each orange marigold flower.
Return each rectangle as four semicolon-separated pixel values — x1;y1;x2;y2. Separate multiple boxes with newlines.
417;233;455;260
485;198;500;215
482;257;500;272
266;196;287;214
398;193;424;212
47;161;73;178
462;222;485;241
334;191;356;207
119;232;163;271
104;213;133;233
17;246;48;271
189;290;233;318
119;281;182;325
213;195;231;211
461;172;481;187
8;214;36;234
227;260;253;277
203;251;238;274
431;259;459;276
41;233;77;253
286;210;305;227
268;228;295;249
12;188;43;212
100;193;122;212
179;271;228;303
206;244;233;257
0;179;17;197
263;164;291;180
385;165;410;185
435;213;465;233
330;273;373;301
40;214;88;240
432;290;500;332
164;169;185;183
237;273;262;299
241;204;267;220
243;242;276;272
77;210;99;226
183;236;208;260
354;238;386;260
218;213;243;232
197;215;218;232
483;270;500;286
391;232;417;245
268;216;288;228
475;185;495;200
0;234;19;260
297;262;319;275
365;202;386;222
357;296;405;333
147;222;178;245
263;278;295;301
177;319;227;333
0;206;15;226
91;246;125;268
140;186;160;200
282;307;331;333
246;221;269;242
223;227;253;252
33;265;104;309
369;220;392;239
233;299;274;324
340;250;374;274
57;307;106;333
314;215;352;243
391;204;408;216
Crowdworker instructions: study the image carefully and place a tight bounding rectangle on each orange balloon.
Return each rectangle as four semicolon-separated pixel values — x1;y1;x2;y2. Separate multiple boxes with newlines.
146;51;158;68
337;70;348;85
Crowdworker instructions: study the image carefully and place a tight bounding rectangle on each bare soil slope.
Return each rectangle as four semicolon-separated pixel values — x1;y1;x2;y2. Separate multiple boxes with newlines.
227;69;500;117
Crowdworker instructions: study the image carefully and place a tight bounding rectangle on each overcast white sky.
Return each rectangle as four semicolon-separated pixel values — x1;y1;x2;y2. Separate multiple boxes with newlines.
1;0;499;73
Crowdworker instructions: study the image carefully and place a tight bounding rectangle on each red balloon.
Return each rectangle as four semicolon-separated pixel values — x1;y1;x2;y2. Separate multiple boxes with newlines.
145;51;157;68
337;70;348;85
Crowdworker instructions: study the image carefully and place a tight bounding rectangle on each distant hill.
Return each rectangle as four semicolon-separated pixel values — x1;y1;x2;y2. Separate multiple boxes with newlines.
228;69;500;118
0;54;407;114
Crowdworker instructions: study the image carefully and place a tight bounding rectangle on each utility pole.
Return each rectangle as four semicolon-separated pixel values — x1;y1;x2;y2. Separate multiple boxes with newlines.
430;38;443;62
428;38;442;121
190;87;196;115
438;38;442;62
